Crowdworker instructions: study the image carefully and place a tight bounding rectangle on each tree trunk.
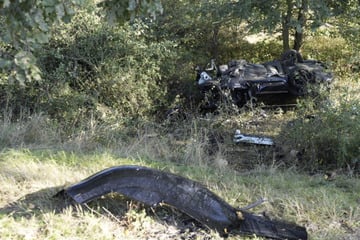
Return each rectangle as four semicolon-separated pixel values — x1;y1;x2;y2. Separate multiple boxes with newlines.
282;0;294;52
211;25;220;60
293;0;308;51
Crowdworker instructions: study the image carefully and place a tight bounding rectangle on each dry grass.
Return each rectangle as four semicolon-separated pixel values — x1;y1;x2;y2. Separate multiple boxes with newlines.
0;148;359;239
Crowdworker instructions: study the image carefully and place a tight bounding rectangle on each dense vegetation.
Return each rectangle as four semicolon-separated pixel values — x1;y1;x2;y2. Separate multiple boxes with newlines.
0;0;359;239
1;0;358;172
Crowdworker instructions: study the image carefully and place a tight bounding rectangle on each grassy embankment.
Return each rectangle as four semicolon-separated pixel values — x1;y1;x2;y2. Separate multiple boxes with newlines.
0;134;359;239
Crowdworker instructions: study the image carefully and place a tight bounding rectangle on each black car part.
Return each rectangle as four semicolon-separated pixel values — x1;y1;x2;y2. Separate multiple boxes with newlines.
196;50;333;110
58;165;307;239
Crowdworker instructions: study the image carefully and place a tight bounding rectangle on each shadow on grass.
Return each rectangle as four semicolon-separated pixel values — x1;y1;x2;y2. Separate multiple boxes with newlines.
0;186;69;218
0;186;207;237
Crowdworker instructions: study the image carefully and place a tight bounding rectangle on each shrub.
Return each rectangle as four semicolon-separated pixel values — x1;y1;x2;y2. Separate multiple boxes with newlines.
34;9;177;128
302;34;357;77
283;97;360;172
219;38;283;63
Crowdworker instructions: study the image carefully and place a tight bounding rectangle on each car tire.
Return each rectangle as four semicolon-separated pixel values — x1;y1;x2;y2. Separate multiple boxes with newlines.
288;67;314;96
231;90;249;107
281;49;304;66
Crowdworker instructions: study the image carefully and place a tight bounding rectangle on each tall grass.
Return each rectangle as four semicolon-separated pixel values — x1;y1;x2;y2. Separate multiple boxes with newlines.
280;66;360;173
0;112;60;149
0;94;359;239
0;148;359;239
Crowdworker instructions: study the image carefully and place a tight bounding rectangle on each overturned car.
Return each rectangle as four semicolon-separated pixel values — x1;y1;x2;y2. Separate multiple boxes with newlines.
196;50;333;111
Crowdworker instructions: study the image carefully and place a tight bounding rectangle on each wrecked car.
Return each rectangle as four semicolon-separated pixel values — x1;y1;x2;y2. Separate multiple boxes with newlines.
196;50;333;111
57;165;307;239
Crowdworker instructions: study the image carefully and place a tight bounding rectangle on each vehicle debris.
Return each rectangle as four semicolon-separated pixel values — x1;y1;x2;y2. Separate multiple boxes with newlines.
57;165;307;239
196;50;333;111
234;129;274;146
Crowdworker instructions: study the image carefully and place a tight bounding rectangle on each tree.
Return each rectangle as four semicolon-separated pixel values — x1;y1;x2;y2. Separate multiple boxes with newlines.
155;0;359;60
154;0;247;62
332;0;360;48
245;0;359;51
0;0;83;84
0;0;162;84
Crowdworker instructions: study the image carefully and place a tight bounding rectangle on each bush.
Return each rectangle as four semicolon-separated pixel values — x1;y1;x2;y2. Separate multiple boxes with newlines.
219;38;283;63
32;8;178;129
302;34;358;78
283;97;360;172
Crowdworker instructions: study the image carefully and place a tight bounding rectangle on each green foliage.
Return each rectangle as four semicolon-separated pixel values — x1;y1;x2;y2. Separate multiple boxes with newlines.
283;97;360;172
0;0;81;47
0;0;83;83
219;39;283;63
302;33;360;85
35;9;177;129
0;0;163;84
276;33;360;172
302;34;351;61
98;0;163;24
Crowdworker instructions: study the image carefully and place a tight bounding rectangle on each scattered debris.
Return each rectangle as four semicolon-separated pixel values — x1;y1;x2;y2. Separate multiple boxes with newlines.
57;165;307;239
234;129;274;146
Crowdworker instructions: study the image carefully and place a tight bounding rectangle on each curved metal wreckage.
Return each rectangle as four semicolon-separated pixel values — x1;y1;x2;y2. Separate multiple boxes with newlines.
58;165;307;239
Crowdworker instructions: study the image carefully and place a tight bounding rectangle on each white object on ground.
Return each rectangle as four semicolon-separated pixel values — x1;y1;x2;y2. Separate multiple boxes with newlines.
234;129;274;146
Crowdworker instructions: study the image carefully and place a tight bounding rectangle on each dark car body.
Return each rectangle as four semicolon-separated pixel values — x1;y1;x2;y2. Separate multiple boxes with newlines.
196;50;333;110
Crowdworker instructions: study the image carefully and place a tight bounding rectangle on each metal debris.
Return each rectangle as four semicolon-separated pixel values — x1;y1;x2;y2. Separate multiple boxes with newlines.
234;129;274;146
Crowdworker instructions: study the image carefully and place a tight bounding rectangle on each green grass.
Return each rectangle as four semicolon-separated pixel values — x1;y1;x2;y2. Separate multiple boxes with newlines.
0;148;359;239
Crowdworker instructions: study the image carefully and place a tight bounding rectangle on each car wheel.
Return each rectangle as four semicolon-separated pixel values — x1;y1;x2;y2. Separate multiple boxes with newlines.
281;49;304;66
231;90;249;107
288;68;314;96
